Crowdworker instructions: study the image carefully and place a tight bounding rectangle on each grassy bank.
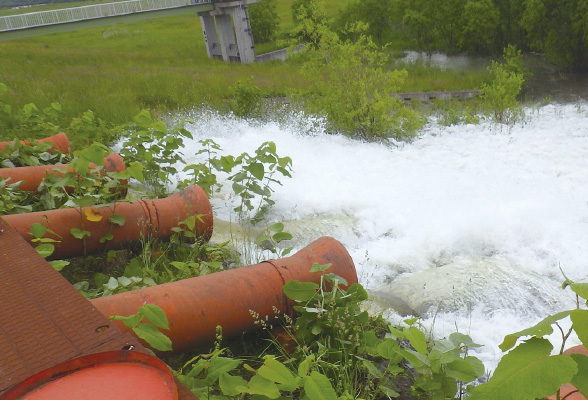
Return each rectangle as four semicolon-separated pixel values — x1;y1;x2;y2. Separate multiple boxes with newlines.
0;0;489;128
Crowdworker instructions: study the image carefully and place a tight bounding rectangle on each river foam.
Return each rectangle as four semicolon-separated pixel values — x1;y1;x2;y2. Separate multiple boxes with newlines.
177;102;588;371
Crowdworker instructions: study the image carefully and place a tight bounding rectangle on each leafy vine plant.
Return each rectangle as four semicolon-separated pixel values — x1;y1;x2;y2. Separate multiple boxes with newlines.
181;139;293;223
468;277;588;400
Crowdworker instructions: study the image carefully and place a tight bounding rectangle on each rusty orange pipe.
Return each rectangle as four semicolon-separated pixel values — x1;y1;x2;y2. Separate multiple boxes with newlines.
3;185;213;259
90;236;358;353
0;132;70;154
0;153;125;192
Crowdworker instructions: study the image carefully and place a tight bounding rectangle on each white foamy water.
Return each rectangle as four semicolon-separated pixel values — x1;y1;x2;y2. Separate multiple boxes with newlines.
177;103;588;372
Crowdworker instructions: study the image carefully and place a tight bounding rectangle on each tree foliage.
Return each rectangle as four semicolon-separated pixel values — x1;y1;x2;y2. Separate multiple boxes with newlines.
248;0;279;44
338;0;588;69
334;0;400;46
290;0;328;48
300;22;423;140
480;45;525;124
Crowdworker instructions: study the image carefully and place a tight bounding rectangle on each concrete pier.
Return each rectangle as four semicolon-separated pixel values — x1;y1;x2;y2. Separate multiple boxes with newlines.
0;0;258;64
199;0;257;63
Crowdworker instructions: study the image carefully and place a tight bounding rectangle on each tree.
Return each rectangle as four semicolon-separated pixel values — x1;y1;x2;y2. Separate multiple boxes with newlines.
459;0;500;54
493;0;526;50
520;0;588;70
335;0;399;46
480;46;525;125
301;22;423;140
400;0;439;52
248;0;279;44
290;0;328;49
520;0;548;51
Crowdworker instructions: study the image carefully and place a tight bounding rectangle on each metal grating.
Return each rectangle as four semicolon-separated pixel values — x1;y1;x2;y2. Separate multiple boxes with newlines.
0;217;195;399
0;0;212;32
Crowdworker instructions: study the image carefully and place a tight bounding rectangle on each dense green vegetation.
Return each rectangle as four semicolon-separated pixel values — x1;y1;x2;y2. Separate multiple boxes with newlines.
0;0;491;135
336;0;588;70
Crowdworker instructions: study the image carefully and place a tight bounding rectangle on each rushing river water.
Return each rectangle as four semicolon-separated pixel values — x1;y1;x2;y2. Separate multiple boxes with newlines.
176;102;588;372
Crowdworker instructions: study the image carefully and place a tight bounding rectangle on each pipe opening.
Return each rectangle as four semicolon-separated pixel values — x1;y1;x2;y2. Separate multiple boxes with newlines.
94;325;109;333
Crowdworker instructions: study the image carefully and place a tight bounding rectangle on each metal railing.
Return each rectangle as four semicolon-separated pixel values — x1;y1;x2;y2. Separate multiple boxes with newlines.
0;0;212;32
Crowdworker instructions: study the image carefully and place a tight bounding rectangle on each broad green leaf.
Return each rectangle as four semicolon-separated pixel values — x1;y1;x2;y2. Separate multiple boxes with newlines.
99;232;113;243
30;222;47;239
404;326;427;355
255;234;271;245
445;357;482;382
347;283;368;301
94;272;109;287
298;355;313;377
143;277;157;286
362;359;383;379
70;228;91;239
232;182;245;195
134;110;152;125
111;313;141;328
311;324;323;335
378;385;400;398
499;310;571;351
108;214;126;226
80;143;107;165
273;232;293;242
35;243;54;258
570;283;588;301
377;338;403;364
219;373;248;396
119;162;144;182
139;304;169;329
430;338;459;364
398;349;430;374
237;375;281;399
448;332;482;348
283;280;319;301
310;262;332;273
133;323;173;351
247;162;265;181
572;310;588;348
469;338;577;400
323;273;348;286
465;355;486;378
105;276;119;290
268;222;284;233
303;371;337;400
570;354;588;396
117;276;132;287
258;356;298;391
361;330;382;354
49;260;69;271
205;357;242;385
124;259;143;277
184;215;198;231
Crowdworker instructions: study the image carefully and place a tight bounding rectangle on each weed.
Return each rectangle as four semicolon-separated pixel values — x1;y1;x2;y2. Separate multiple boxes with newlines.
111;303;173;352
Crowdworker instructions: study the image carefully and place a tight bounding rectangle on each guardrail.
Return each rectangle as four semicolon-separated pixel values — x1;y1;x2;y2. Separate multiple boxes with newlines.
0;0;211;31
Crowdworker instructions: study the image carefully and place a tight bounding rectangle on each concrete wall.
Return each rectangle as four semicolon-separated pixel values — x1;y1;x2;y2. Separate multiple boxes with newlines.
395;90;481;103
255;44;304;62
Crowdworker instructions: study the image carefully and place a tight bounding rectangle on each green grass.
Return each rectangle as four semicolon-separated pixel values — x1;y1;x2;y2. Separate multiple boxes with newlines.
0;0;488;127
0;12;312;124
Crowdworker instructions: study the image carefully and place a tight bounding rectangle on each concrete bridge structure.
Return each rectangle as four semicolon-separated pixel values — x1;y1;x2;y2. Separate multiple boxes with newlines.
0;0;258;63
